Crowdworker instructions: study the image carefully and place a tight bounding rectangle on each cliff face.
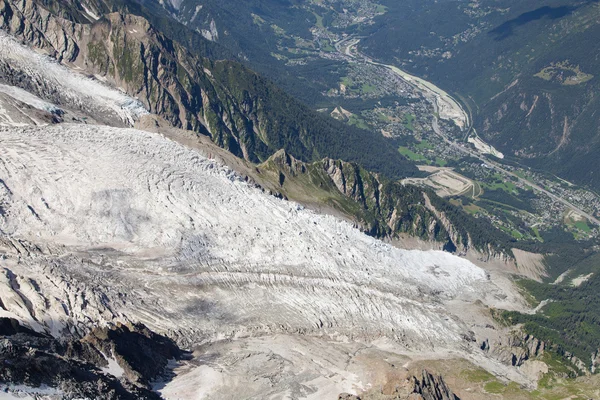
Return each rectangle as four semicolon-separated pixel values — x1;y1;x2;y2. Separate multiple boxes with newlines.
0;318;183;399
261;150;484;251
322;158;449;242
338;369;460;400
0;0;78;59
0;0;270;159
480;331;546;368
411;370;461;400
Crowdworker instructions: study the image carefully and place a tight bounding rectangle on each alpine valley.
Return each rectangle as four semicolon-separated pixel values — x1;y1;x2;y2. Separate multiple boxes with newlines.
0;0;599;399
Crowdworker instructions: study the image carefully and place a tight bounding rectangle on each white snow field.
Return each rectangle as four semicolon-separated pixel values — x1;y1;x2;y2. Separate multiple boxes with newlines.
0;124;528;397
0;31;148;125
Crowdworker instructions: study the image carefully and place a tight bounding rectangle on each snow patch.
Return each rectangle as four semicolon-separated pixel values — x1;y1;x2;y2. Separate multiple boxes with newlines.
200;19;219;41
190;5;203;22
81;3;100;21
100;351;125;378
159;0;184;10
0;384;63;399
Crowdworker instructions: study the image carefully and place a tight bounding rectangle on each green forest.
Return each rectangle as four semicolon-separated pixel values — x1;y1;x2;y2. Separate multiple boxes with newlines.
501;272;600;371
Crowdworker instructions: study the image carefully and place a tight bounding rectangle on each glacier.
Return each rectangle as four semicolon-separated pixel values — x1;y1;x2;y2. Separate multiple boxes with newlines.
0;6;541;398
0;122;534;397
0;123;513;344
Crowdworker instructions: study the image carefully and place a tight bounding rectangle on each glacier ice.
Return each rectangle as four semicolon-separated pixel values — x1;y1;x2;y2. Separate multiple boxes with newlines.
0;123;507;349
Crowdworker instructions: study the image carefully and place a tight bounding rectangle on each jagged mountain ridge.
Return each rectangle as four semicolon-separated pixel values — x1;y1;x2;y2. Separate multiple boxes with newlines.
260;149;514;256
0;318;182;399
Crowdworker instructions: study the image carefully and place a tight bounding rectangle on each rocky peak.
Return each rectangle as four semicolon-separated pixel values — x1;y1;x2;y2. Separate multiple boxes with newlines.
411;370;460;400
0;0;81;61
269;148;307;177
83;322;182;386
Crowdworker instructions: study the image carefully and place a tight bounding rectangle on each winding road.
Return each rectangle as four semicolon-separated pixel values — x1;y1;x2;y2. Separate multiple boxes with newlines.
336;38;600;226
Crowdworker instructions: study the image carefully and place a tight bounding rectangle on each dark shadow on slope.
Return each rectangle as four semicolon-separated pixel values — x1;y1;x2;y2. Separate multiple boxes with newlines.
488;3;593;40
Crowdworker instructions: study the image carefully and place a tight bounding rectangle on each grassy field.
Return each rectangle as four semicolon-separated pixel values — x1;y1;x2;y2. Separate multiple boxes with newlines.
482;173;518;193
564;211;593;239
403;113;416;132
361;83;377;93
499;224;524;240
415;140;434;150
312;11;324;29
348;114;369;130
398;146;429;162
534;62;594;86
574;221;591;233
463;203;483;215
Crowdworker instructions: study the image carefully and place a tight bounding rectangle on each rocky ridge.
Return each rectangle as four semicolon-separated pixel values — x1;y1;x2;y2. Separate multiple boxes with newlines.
261;149;513;257
339;369;460;400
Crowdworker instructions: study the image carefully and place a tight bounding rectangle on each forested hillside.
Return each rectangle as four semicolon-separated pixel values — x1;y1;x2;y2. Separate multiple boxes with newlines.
502;272;600;374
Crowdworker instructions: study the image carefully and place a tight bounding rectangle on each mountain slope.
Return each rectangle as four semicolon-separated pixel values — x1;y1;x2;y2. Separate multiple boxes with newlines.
0;124;491;338
0;1;579;397
0;0;418;179
258;149;515;256
0;319;181;399
0;31;148;126
0;0;520;259
137;116;517;257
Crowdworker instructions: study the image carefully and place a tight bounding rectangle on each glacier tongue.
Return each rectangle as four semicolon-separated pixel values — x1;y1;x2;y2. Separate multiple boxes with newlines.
0;84;62;115
0;32;148;126
0;123;498;349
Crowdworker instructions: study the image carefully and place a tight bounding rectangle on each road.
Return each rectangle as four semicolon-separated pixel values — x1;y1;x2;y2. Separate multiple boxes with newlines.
430;113;600;225
336;38;600;226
